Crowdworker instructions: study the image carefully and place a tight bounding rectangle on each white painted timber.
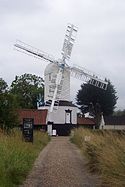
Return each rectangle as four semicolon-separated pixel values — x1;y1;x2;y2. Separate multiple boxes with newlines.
44;63;70;102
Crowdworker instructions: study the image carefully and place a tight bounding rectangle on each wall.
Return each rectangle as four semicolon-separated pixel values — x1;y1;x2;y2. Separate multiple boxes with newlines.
104;125;125;130
42;105;77;124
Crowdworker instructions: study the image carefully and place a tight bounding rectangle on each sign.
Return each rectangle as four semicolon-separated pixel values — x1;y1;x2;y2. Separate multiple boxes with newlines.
52;129;57;136
23;118;34;142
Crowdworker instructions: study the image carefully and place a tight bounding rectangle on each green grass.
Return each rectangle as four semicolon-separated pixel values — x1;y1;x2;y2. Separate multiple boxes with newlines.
0;130;50;187
71;128;125;187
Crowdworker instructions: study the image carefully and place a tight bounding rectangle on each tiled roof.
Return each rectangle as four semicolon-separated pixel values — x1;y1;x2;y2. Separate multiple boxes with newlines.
18;109;48;125
77;117;95;125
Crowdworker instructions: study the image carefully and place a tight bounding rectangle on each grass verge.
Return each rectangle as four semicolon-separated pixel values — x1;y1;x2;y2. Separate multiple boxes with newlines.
71;128;125;187
0;130;50;187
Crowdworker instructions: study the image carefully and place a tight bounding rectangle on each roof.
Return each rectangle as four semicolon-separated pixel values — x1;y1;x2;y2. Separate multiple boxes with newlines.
77;117;95;125
77;116;125;126
18;109;48;125
104;115;125;125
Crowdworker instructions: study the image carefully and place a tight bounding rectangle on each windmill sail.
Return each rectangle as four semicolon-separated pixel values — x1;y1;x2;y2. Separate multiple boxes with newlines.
14;40;58;64
62;24;77;60
70;64;108;90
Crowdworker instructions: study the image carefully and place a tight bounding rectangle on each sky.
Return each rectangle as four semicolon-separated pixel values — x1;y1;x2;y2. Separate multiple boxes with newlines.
0;0;125;110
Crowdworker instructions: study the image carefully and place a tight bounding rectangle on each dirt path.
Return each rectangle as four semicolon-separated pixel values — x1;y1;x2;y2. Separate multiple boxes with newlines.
21;137;101;187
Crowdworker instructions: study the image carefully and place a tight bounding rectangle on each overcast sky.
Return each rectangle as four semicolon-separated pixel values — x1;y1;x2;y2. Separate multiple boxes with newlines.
0;0;125;110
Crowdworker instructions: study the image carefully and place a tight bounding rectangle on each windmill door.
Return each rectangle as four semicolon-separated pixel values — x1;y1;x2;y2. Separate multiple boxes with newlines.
65;109;72;124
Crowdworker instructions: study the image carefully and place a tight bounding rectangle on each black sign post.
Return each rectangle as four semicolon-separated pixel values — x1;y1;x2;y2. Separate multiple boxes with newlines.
22;118;34;143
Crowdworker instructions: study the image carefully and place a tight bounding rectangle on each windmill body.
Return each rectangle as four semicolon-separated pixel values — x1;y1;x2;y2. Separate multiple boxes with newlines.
40;62;78;129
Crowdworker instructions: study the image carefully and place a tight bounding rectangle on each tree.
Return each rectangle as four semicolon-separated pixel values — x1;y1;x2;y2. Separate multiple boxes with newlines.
0;93;19;133
0;78;19;133
76;80;118;116
113;109;125;116
0;78;8;93
10;73;44;109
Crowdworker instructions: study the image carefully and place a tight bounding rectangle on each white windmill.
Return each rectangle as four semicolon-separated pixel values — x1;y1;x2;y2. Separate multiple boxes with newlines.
14;24;108;135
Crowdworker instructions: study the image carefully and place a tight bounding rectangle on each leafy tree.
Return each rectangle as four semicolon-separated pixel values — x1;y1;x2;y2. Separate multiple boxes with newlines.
10;73;44;109
0;78;8;93
76;80;118;116
0;87;19;134
0;79;19;133
113;109;125;116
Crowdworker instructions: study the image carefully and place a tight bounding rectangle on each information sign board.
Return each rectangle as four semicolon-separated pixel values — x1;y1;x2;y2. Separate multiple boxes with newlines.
23;118;34;142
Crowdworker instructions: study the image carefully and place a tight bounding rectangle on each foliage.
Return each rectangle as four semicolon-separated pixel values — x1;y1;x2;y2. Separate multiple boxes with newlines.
113;109;125;116
0;74;44;133
71;128;125;187
0;78;8;93
0;92;19;134
0;130;50;187
0;78;19;133
76;80;118;116
10;73;44;109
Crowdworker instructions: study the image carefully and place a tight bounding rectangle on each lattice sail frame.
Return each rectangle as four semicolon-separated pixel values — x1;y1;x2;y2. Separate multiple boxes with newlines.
62;24;78;60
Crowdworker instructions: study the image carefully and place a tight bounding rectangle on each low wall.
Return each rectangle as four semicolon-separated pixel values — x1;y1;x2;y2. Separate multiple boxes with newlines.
104;125;125;130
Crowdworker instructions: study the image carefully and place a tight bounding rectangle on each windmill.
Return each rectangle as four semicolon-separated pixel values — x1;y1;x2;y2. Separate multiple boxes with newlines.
14;24;108;134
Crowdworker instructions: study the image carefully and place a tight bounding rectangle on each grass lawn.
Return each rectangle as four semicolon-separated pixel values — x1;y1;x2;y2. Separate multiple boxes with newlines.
0;130;50;187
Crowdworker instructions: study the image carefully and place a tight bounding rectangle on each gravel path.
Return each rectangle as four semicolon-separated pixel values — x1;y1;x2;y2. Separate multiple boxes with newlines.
21;137;101;187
